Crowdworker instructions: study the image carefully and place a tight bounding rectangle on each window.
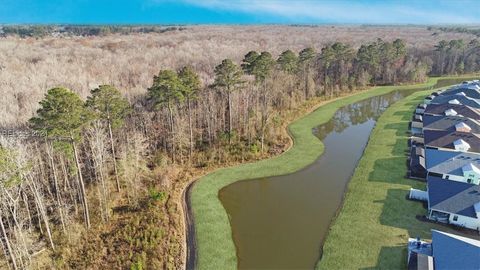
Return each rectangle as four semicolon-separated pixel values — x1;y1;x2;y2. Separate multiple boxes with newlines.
468;179;472;183
445;175;450;180
453;215;458;221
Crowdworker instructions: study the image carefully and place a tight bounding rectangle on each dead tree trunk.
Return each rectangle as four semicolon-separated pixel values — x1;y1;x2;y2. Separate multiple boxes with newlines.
71;138;90;229
107;119;121;192
0;214;17;270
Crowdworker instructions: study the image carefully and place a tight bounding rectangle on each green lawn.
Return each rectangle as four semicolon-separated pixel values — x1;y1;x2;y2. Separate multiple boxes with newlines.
190;76;476;270
317;86;474;269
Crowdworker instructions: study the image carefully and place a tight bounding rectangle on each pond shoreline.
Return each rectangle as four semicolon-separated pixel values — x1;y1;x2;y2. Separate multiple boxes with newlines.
184;76;478;270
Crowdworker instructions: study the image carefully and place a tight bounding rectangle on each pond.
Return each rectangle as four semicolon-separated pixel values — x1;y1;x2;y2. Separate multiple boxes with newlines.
218;78;469;269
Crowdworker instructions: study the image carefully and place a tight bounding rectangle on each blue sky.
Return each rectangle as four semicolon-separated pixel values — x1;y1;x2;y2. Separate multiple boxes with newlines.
1;0;480;25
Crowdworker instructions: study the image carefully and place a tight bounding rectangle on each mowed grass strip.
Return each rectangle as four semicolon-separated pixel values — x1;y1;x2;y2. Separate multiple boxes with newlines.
191;76;473;270
317;87;470;269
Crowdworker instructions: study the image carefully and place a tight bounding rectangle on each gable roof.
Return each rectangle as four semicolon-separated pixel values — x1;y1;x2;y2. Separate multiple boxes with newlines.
430;95;480;108
431;230;480;270
427;175;480;218
441;87;480;99
424;130;480;153
422;115;480;132
424;103;480;120
425;148;480;176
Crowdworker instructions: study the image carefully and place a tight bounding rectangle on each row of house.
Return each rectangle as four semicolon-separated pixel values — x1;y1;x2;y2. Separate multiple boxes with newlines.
407;81;480;270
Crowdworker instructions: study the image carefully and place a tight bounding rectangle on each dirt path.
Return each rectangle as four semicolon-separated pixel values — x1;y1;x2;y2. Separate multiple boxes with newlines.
182;180;196;270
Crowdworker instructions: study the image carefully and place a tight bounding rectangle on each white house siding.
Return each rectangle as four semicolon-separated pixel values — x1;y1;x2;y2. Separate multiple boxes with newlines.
448;214;480;231
443;174;465;182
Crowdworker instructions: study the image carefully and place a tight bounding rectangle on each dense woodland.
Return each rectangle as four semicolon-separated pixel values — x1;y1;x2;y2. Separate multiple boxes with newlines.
1;25;186;38
1;25;480;269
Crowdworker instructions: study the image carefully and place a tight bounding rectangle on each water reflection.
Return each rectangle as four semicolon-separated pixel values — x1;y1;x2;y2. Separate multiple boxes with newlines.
218;79;472;270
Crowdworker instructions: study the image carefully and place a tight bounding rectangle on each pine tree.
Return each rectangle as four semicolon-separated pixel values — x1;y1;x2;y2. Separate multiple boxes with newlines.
86;85;131;192
178;66;201;160
213;59;244;143
148;70;185;161
29;87;92;228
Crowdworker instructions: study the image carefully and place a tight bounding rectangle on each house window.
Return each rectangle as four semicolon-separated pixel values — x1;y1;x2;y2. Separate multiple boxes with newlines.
445;175;450;180
453;215;458;221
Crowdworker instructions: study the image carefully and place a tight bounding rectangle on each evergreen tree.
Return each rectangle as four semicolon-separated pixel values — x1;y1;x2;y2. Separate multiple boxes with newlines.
86;85;131;192
29;87;92;228
241;51;260;74
213;59;244;142
178;66;201;159
277;50;299;74
148;70;185;161
298;47;316;98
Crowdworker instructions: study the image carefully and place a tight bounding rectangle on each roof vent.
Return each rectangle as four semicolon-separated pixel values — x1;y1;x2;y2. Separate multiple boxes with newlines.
454;139;471;152
455;122;472;132
449;99;461;105
445;109;458;116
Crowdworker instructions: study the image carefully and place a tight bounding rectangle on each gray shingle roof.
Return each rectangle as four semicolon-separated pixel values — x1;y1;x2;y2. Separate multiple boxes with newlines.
428;175;480;218
430;95;480;109
424;104;480;120
422;115;480;134
424;130;480;153
425;148;480;176
441;87;480;99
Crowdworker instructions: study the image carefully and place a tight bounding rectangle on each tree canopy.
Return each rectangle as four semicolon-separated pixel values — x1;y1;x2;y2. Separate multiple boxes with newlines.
148;70;185;109
86;85;131;128
29;87;89;141
277;50;299;74
213;59;244;92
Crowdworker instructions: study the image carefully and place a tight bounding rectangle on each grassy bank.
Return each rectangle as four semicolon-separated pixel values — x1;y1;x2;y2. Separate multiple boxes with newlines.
317;82;478;269
190;76;474;270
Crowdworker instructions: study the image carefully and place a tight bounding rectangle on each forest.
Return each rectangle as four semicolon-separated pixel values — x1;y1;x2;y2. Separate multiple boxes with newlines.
1;25;186;38
1;25;480;269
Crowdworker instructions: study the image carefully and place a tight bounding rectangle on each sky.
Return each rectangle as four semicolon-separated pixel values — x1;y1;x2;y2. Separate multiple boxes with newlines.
1;0;480;25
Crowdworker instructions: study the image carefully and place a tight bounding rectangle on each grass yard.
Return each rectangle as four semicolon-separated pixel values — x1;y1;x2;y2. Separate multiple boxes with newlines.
190;76;476;270
317;86;476;269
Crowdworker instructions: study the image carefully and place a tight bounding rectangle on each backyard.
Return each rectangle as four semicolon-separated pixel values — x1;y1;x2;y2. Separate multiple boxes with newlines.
318;86;480;269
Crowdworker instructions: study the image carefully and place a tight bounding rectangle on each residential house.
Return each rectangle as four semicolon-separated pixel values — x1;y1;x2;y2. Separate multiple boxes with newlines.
407;230;480;270
423;103;480;120
425;175;480;230
409;145;426;179
429;94;480;109
424;148;480;184
422;115;480;134
424;130;480;153
441;86;480;99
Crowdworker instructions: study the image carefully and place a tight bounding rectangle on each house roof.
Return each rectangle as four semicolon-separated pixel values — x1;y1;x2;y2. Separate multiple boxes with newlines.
431;230;480;270
424;103;480;120
430;95;480;109
441;87;480;99
425;148;480;176
422;115;480;133
456;122;472;132
427;175;480;218
423;130;480;153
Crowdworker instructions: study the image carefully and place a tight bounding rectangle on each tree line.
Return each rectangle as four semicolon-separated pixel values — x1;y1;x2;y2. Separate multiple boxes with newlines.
1;25;186;38
1;37;480;268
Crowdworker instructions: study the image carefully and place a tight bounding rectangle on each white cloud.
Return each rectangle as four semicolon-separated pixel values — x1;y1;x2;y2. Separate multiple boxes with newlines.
162;0;480;24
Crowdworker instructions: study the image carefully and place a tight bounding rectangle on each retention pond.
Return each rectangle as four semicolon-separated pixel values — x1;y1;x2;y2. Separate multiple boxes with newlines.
218;79;467;269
